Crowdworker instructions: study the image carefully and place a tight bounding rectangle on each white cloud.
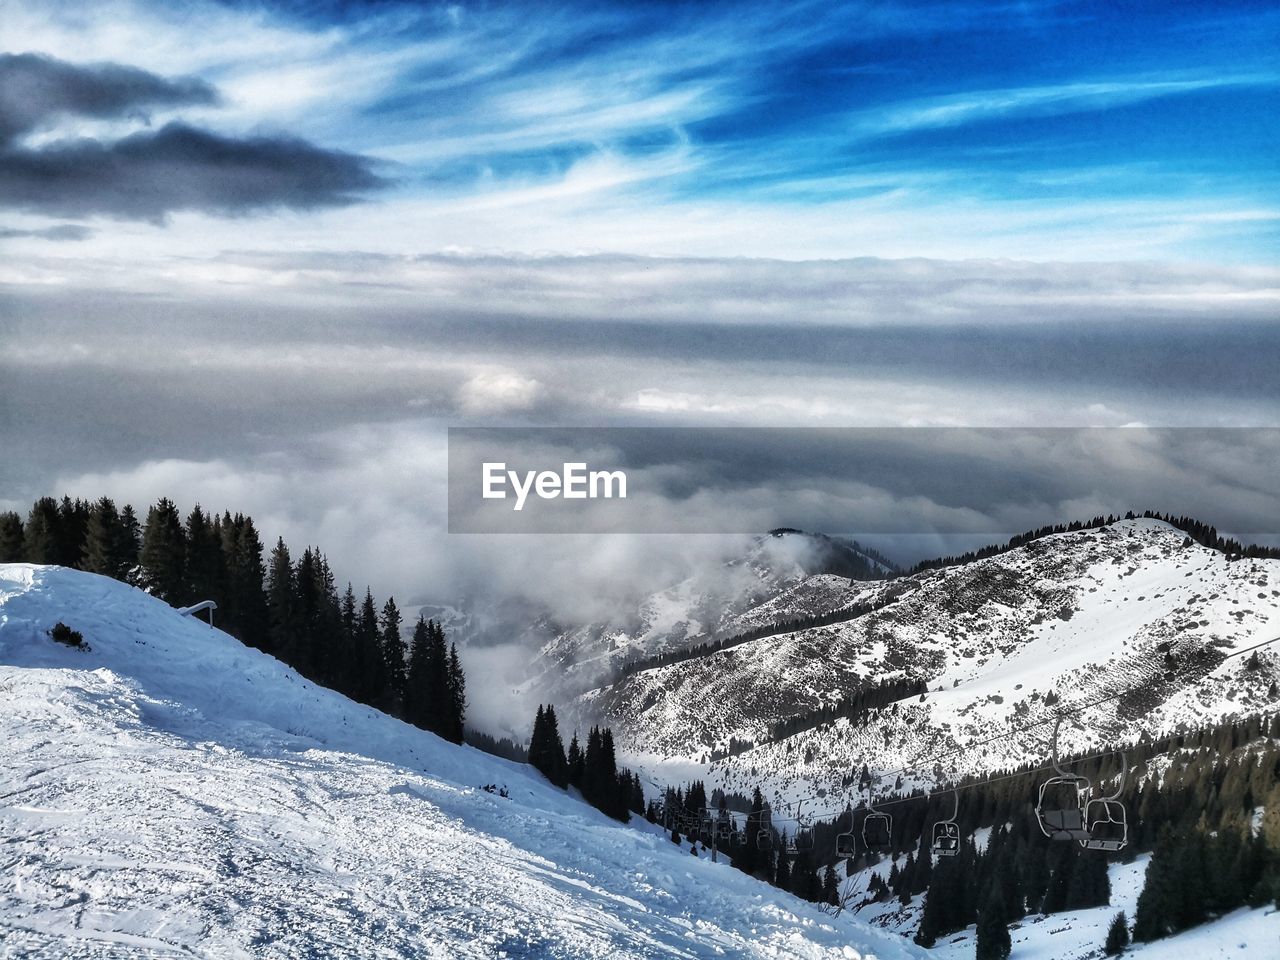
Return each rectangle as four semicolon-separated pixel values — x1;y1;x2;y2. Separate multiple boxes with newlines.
457;370;544;415
865;73;1280;134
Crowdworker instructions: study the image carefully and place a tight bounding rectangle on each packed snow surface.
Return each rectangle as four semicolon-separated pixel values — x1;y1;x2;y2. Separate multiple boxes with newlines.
0;564;923;959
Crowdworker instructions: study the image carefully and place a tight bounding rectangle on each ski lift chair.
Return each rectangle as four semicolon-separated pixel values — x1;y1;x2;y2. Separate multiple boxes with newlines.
1081;755;1129;852
1036;717;1093;842
756;828;773;851
835;830;857;859
716;818;733;843
931;791;961;857
698;812;714;841
790;802;816;852
862;786;893;853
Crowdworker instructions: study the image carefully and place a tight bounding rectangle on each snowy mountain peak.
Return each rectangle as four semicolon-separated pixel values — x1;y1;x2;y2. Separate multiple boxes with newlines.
576;519;1280;807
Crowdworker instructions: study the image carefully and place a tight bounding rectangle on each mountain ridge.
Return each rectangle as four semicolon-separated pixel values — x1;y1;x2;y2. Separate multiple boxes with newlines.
569;518;1280;812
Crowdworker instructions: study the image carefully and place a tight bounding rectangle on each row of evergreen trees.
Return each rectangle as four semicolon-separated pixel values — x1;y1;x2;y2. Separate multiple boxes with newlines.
527;704;644;822
859;712;1279;953
2;495;466;743
646;782;843;905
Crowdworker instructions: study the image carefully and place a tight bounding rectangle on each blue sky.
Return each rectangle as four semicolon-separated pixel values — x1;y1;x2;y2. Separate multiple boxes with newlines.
3;0;1280;607
1;0;1276;260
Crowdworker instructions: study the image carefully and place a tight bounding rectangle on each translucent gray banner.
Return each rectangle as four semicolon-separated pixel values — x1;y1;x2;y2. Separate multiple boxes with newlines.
447;427;1280;537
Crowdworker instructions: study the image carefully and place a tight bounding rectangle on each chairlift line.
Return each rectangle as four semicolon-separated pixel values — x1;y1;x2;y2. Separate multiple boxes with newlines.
744;633;1278;856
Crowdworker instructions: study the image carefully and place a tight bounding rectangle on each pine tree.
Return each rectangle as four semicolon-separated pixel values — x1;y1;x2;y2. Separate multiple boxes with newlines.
301;552;343;687
267;538;297;662
140;498;187;602
528;704;567;787
118;504;141;577
911;832;934;895
599;728;625;820
1066;850;1111;910
975;890;1012;960
55;496;89;567
583;727;604;805
567;732;584;789
529;705;548;777
629;773;645;815
184;505;226;605
425;620;449;735
224;514;269;650
1104;911;1129;956
1041;841;1076;914
1134;829;1198;942
446;642;466;743
380;597;406;704
23;497;60;564
404;615;432;729
291;548;321;679
898;852;916;904
0;512;23;561
355;589;384;705
737;787;766;877
822;863;840;905
82;497;127;578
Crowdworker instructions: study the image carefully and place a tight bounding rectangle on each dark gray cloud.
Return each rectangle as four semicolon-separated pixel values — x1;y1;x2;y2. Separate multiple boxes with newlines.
0;52;219;146
0;122;387;221
0;53;387;220
0;223;91;241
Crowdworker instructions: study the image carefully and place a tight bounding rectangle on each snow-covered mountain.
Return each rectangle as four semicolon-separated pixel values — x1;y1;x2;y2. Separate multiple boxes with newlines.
574;519;1280;809
435;530;894;710
0;563;920;959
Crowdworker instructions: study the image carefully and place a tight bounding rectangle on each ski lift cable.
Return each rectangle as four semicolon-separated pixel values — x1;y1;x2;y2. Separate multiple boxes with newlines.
758;634;1280;823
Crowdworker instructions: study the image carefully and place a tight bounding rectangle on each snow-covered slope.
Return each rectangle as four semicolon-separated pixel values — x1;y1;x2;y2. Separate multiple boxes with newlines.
850;850;1277;960
0;563;920;959
578;520;1280;805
